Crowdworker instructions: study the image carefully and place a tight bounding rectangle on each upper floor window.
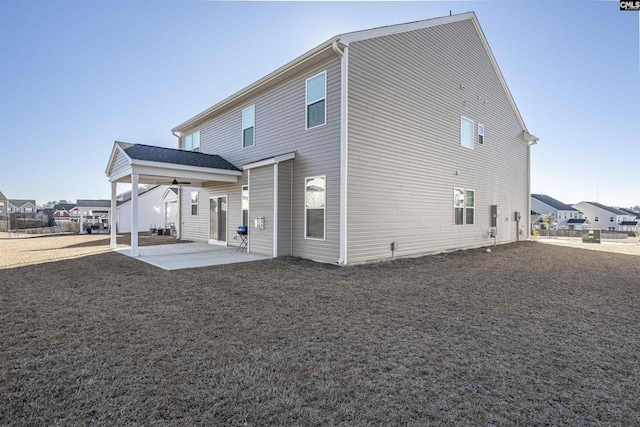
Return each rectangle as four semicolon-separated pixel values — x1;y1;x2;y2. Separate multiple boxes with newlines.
24;207;33;213
595;216;599;222
306;71;326;129
454;188;475;226
242;106;255;148
184;131;200;152
461;117;474;149
305;176;326;240
191;191;199;216
478;123;485;145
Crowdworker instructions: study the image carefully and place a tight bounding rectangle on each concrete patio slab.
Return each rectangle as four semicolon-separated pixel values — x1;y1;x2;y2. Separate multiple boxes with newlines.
116;242;269;270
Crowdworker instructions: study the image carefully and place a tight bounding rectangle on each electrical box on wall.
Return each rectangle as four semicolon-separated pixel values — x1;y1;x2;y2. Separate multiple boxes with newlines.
515;211;521;221
491;205;498;227
254;217;265;229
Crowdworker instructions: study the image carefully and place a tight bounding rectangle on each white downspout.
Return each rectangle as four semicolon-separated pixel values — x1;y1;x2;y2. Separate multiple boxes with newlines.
273;163;279;258
527;139;538;238
333;40;349;265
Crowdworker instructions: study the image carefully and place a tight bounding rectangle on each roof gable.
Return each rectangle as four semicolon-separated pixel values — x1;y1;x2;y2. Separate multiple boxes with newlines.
123;144;241;171
0;191;7;201
172;12;536;141
583;202;630;216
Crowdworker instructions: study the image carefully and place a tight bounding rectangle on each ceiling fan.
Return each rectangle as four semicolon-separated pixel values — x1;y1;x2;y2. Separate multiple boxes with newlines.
157;178;191;186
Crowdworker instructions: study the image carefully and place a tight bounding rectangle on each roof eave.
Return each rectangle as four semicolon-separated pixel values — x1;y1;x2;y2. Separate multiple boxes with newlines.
172;38;338;134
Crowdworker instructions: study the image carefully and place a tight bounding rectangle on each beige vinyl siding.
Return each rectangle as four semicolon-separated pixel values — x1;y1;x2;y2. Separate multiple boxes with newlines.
277;160;293;256
248;165;274;256
111;150;130;176
347;19;529;264
180;173;248;245
179;56;341;263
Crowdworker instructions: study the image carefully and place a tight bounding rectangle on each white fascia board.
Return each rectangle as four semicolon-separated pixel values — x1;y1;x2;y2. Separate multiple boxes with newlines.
242;152;296;170
338;12;475;45
470;16;530;135
172;40;337;133
338;12;533;138
105;142;132;176
131;159;242;177
132;165;240;183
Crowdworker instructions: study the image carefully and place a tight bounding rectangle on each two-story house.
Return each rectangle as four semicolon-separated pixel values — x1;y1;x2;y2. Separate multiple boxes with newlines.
53;203;76;223
573;202;638;232
0;190;8;219
7;199;37;219
106;12;538;264
530;194;588;230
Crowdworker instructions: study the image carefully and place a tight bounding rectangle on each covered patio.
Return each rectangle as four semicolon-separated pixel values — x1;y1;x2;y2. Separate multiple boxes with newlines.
105;141;242;256
116;242;268;270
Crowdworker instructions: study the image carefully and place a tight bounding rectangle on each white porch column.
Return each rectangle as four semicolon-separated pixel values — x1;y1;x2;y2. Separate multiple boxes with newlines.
110;181;117;249
79;210;84;234
131;173;139;256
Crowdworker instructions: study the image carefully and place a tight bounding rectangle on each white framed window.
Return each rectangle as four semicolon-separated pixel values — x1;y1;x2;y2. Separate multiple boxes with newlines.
478;123;484;145
191;191;198;216
454;187;475;226
461;116;474;149
306;71;326;129
242;105;255;148
305;176;326;240
610;217;614;222
595;217;599;222
241;185;249;227
184;131;200;152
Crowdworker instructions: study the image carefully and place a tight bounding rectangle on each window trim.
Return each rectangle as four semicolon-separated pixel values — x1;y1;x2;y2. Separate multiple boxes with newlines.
241;185;249;227
478;123;484;145
304;175;326;241
454;187;475;226
241;105;255;149
460;116;474;150
305;71;327;130
190;191;199;216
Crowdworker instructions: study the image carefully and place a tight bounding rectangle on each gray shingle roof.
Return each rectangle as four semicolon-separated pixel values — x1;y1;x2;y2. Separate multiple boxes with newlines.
531;194;577;211
566;218;586;224
620;221;638;226
77;200;111;208
8;199;36;207
0;191;7;201
584;202;629;216
53;203;76;211
121;143;240;171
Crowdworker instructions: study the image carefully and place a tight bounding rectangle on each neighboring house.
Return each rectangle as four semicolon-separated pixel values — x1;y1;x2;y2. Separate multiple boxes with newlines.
572;202;638;232
116;185;178;233
105;12;538;263
0;190;8;218
53;203;76;223
530;194;588;230
7;199;37;219
76;200;111;226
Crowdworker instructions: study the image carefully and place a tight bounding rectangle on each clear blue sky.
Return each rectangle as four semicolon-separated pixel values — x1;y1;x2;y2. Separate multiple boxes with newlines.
0;1;638;207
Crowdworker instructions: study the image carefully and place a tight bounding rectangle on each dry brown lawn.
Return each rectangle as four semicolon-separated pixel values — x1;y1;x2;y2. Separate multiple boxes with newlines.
1;235;639;425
